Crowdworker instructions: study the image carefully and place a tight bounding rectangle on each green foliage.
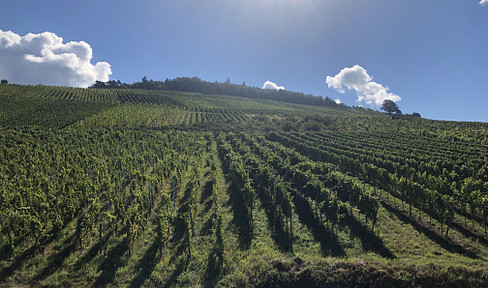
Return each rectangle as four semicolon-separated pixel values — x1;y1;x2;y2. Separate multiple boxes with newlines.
95;76;341;108
1;84;488;287
381;99;402;115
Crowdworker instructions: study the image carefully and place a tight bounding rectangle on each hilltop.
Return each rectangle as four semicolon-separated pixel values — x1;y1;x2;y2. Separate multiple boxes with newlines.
1;84;488;287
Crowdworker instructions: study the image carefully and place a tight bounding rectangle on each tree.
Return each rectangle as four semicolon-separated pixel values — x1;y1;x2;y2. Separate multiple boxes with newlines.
202;83;215;95
92;80;106;88
381;100;402;115
1;79;7;84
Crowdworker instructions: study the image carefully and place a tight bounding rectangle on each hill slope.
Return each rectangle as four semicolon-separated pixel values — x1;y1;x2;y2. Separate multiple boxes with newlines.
1;84;488;287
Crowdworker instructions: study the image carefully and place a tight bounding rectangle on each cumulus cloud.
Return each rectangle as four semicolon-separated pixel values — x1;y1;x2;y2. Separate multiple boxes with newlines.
335;98;342;104
326;65;401;105
0;30;111;87
481;0;488;5
262;80;285;91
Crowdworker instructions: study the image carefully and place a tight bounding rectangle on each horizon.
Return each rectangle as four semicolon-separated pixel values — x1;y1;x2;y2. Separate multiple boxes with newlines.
1;0;488;122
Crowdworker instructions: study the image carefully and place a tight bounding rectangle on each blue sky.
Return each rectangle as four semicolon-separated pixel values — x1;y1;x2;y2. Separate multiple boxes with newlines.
1;0;488;122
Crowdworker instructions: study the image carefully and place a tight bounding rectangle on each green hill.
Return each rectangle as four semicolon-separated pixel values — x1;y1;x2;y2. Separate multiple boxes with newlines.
1;84;488;287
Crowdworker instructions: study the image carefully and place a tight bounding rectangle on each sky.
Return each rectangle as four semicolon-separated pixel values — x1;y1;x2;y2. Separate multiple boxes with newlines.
1;0;488;122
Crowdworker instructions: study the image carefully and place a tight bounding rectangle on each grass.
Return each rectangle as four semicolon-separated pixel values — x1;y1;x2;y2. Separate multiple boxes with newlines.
2;85;488;287
2;141;487;287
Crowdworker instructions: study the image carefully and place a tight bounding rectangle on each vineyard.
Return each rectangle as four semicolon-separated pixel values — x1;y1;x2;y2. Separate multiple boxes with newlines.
1;84;488;287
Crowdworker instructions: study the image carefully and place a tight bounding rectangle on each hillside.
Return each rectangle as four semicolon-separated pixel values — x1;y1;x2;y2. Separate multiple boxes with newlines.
1;84;488;287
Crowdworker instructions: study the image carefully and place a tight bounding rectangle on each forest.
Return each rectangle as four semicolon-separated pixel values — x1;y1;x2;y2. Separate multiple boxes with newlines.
91;77;342;108
1;84;488;287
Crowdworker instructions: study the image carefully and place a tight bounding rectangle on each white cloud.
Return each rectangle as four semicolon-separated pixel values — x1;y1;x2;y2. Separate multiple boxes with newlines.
262;80;285;91
335;98;342;104
481;0;488;5
0;30;111;87
326;65;401;105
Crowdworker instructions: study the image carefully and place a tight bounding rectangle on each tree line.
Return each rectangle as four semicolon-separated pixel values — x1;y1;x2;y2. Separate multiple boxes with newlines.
91;77;344;108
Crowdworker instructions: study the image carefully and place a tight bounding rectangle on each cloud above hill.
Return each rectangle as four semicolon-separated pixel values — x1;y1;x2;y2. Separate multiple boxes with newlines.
0;30;111;87
326;65;401;105
262;80;285;91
